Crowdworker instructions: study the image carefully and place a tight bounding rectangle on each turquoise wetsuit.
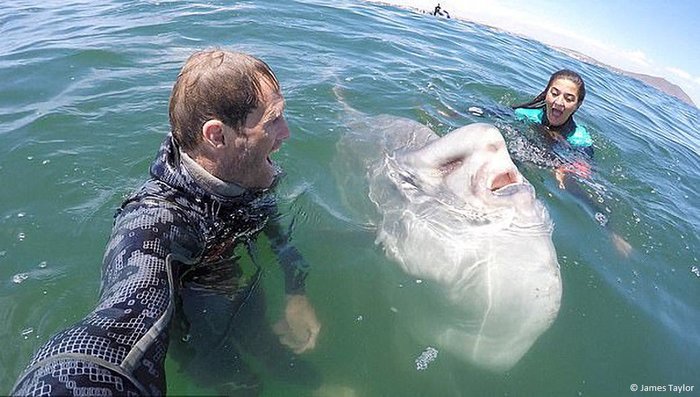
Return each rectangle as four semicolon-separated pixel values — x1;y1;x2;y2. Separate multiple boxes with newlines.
514;107;592;148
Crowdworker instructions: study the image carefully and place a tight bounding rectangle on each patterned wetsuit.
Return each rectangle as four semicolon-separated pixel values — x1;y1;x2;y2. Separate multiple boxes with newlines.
11;134;308;396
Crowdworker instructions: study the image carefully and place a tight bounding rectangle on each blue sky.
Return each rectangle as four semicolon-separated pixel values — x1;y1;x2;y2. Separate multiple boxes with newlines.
371;0;700;107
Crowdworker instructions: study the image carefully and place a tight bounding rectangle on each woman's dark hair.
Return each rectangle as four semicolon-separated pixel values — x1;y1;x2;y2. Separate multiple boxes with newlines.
512;69;586;109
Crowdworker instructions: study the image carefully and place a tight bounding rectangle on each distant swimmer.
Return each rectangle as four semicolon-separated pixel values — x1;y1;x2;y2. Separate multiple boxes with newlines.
432;3;450;18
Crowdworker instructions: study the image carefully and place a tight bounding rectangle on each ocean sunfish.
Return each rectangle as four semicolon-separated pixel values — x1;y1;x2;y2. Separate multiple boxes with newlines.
367;119;562;372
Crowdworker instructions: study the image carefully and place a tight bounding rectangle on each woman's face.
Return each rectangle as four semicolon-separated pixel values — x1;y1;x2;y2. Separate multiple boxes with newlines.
544;78;580;127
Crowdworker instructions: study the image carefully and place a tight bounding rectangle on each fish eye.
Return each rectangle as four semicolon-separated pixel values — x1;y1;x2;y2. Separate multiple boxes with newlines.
487;143;502;152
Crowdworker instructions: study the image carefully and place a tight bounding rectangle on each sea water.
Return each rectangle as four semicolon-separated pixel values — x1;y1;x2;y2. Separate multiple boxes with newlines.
1;1;698;396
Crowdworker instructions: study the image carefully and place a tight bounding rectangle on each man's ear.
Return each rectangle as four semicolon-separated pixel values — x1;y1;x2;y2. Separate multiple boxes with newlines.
202;120;226;148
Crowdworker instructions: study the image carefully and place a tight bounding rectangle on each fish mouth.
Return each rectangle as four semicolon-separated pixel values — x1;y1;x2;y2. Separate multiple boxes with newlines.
488;170;522;192
492;182;530;196
488;169;533;197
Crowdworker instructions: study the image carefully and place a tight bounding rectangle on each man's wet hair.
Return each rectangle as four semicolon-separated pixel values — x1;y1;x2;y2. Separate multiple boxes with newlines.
169;49;280;152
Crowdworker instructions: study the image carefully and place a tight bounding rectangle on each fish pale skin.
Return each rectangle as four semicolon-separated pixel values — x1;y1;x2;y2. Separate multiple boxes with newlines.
369;121;562;372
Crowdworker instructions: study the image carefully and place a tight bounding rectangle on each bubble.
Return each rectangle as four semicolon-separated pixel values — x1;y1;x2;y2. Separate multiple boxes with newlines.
17;212;25;218
415;347;438;370
12;273;29;284
38;261;47;268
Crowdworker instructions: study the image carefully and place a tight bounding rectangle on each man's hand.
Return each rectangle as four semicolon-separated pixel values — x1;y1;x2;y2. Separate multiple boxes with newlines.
273;294;321;354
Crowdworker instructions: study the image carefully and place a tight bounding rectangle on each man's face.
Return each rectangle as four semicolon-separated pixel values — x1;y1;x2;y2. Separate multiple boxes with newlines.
544;78;580;127
222;78;290;189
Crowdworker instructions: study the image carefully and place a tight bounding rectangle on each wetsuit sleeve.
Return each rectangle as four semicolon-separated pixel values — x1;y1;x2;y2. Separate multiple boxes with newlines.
263;216;309;295
11;200;204;396
579;145;594;158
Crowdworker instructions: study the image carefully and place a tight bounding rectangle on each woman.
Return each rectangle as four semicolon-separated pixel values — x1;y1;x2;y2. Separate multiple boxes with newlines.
513;69;593;186
512;70;632;256
513;69;593;157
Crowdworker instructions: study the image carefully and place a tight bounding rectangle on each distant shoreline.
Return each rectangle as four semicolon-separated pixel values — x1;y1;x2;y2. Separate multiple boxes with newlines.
371;1;697;109
554;47;697;108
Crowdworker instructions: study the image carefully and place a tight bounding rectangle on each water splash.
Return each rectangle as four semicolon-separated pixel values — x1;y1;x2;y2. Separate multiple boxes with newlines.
21;327;34;339
595;212;608;227
468;106;484;117
691;266;700;278
415;347;438;371
12;273;29;284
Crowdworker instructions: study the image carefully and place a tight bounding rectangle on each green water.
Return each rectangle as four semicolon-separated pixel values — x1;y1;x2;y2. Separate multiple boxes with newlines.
1;1;698;396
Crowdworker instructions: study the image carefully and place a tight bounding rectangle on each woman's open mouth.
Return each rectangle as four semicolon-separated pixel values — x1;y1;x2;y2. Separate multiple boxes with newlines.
550;108;564;119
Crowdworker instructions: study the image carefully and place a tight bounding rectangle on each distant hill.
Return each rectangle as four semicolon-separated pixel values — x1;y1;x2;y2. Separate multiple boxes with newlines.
553;47;696;108
380;1;697;108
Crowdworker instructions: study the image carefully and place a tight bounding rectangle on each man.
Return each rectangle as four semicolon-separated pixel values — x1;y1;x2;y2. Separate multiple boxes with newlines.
12;49;320;396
